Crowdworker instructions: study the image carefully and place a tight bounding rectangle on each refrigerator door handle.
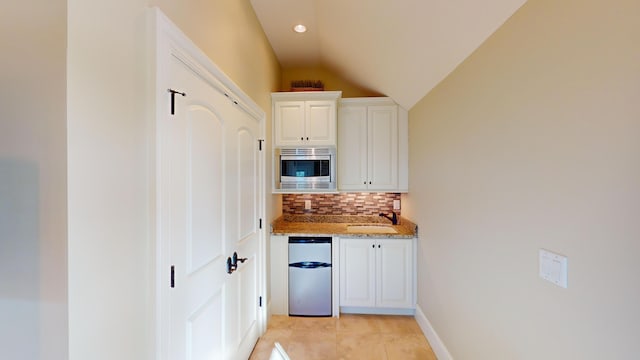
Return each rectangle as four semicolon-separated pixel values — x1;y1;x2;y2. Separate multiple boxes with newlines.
289;261;332;269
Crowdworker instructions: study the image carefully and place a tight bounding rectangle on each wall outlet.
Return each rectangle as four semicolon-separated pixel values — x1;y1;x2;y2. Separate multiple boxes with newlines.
539;249;568;288
304;200;311;210
393;200;401;210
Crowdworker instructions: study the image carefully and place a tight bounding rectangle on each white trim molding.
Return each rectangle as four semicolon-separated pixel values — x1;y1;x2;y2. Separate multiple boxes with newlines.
415;305;454;360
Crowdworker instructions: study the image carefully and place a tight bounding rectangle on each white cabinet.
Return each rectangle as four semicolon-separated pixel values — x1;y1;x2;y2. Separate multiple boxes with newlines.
272;91;341;147
338;237;376;307
338;98;408;192
270;235;289;315
339;237;414;312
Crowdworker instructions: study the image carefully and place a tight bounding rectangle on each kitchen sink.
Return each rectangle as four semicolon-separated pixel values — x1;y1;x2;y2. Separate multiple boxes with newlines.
346;225;398;234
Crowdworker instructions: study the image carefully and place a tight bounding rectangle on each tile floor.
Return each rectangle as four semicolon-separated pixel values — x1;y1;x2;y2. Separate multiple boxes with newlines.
249;314;437;360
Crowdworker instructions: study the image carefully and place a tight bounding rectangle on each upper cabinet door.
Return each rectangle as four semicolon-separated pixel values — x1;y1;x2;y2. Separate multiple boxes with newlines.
274;101;306;146
337;105;368;190
337;98;406;192
305;100;337;146
272;91;341;147
368;105;398;190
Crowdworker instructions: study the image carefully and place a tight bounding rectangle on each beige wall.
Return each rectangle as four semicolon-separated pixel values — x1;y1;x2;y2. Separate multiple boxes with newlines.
67;0;150;359
67;1;280;360
404;0;640;358
0;1;68;360
281;66;382;98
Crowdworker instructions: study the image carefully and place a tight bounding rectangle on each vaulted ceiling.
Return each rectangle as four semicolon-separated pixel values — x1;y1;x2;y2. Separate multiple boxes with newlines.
250;0;527;109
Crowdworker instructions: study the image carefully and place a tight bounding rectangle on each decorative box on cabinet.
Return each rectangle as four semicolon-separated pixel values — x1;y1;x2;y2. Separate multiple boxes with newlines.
338;97;408;192
272;91;341;147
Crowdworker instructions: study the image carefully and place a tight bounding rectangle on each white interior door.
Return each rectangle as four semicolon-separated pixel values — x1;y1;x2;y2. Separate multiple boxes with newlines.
155;11;264;360
222;85;262;360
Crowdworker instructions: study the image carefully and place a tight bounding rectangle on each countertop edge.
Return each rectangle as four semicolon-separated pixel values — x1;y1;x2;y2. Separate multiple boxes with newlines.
270;215;418;238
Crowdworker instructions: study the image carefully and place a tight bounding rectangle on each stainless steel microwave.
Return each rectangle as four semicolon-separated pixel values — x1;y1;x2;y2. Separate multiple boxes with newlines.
275;147;336;191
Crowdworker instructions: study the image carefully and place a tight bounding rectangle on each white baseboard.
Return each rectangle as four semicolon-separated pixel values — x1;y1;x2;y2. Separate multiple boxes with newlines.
340;306;415;316
414;305;453;360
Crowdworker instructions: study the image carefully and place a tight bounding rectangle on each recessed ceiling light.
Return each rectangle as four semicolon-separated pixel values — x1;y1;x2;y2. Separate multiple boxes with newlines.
293;24;307;33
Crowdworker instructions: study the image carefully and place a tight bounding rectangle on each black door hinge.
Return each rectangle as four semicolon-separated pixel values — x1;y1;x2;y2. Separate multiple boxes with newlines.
259;296;262;307
170;265;175;288
259;218;263;229
258;139;264;151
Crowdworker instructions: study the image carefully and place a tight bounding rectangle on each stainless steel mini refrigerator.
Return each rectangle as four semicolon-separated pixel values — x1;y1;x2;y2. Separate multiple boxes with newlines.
288;236;332;316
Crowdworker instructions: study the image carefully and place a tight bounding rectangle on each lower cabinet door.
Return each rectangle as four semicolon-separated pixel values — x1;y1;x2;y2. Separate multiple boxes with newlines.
339;238;376;307
340;237;414;311
376;239;413;308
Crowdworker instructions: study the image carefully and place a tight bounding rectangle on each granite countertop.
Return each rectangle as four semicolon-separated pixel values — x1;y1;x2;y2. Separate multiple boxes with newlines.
271;215;417;238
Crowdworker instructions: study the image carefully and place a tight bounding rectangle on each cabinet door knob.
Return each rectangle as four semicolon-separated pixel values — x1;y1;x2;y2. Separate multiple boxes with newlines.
300;137;304;140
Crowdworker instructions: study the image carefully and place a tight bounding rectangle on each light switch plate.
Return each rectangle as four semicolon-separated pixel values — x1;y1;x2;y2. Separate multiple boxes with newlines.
304;200;311;210
393;200;401;210
539;249;568;288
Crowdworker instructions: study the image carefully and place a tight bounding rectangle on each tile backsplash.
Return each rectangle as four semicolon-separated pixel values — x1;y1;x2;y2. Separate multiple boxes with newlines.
282;193;400;216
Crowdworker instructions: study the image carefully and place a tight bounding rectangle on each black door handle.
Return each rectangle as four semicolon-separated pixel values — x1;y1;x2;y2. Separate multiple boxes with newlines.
232;252;248;267
226;257;234;274
227;252;248;275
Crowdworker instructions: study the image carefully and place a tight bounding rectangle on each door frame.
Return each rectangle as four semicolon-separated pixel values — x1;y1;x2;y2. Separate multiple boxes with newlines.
149;8;267;359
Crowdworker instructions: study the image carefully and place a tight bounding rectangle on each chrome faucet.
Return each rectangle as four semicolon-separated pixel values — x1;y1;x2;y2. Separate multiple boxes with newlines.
379;211;398;225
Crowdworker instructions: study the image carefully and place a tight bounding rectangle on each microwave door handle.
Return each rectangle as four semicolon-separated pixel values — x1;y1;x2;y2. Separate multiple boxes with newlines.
281;155;330;161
